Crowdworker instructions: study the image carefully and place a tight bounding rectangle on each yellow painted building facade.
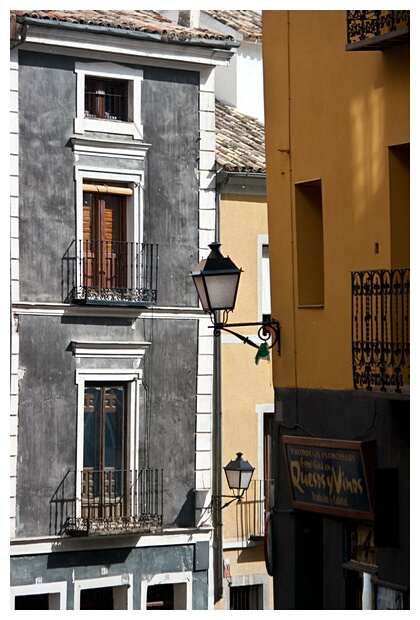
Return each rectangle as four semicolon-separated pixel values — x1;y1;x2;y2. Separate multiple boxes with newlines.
262;10;409;609
215;180;274;610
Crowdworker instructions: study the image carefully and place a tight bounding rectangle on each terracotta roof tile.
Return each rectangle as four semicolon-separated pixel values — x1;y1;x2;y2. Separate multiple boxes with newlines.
215;100;265;173
204;10;262;42
11;9;236;44
11;10;263;173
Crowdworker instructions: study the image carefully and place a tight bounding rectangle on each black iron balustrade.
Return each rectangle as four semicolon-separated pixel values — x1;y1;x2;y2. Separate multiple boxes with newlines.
238;479;274;540
352;269;409;394
51;468;163;536
63;240;158;305
346;10;410;50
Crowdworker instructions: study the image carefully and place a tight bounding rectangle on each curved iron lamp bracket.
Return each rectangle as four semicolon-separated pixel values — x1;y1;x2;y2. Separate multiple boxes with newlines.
206;491;246;511
210;314;281;356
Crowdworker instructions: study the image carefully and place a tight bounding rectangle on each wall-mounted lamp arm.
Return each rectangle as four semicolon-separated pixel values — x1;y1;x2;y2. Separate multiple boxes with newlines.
206;491;247;511
211;319;281;356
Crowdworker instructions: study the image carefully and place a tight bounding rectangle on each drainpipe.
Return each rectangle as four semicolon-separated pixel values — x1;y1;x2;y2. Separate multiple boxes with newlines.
212;169;264;603
212;169;231;604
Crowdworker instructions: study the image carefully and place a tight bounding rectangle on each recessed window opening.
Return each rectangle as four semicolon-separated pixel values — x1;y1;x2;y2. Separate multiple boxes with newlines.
295;180;325;306
15;594;50;610
85;77;128;121
230;584;263;610
147;584;175;610
80;587;114;610
74;61;143;139
11;582;66;610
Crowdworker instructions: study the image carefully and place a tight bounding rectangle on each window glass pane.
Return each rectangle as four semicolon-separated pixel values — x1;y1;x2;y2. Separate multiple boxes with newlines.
84;387;101;468
85;78;127;121
104;387;124;469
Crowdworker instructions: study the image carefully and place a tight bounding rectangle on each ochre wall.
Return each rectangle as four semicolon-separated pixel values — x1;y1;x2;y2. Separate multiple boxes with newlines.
219;189;274;605
262;10;410;391
220;192;273;537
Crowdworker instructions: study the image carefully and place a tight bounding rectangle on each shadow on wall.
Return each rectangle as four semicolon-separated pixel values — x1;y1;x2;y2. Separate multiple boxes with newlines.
174;488;195;527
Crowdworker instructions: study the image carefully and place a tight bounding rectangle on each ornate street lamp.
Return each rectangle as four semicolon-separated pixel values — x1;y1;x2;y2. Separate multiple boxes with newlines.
206;452;255;510
190;241;242;314
191;242;281;357
224;452;255;498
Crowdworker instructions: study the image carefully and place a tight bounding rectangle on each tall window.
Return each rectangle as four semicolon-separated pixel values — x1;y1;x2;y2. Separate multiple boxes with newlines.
258;235;271;323
83;182;131;290
261;243;271;323
83;384;128;519
295;180;324;306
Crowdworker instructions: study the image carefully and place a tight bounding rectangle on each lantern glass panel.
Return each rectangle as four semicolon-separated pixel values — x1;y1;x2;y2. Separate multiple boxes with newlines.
225;469;241;490
238;470;254;490
192;274;210;311
204;273;240;311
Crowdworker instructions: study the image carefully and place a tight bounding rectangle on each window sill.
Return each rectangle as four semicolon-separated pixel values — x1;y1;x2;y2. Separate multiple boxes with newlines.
74;117;143;140
297;304;324;309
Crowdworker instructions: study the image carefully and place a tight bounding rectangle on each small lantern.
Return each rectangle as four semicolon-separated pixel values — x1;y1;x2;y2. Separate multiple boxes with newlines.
190;242;242;314
224;452;255;495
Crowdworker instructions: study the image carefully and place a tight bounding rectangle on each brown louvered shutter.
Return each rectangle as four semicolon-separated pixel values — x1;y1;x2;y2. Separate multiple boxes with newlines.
82;186;128;288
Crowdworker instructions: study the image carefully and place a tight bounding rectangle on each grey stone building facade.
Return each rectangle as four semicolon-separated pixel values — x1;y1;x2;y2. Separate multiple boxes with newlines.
9;10;237;610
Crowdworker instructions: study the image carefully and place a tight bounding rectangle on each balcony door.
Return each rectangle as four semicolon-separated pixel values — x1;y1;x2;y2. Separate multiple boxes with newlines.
83;384;128;520
83;183;131;290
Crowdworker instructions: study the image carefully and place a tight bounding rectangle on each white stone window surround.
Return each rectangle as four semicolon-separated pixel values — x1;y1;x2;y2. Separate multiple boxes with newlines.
73;573;133;610
74;338;149;519
74;164;145;291
257;234;271;323
223;572;270;610
10;581;67;610
74;61;143;139
256;402;274;480
75;165;144;246
140;571;193;610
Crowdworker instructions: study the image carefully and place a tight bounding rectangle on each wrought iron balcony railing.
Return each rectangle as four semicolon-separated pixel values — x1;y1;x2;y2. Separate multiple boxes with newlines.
236;479;274;541
346;10;410;51
63;240;158;305
50;468;163;536
352;269;409;394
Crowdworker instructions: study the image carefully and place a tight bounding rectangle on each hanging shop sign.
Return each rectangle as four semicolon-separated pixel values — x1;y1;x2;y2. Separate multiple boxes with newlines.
283;436;375;520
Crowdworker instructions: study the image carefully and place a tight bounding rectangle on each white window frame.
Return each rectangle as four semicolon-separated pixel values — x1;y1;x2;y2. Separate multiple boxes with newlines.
223;573;270;610
73;574;133;610
11;581;67;610
255;403;274;483
75;166;144;291
74;351;148;519
140;572;193;610
257;234;271;322
75;61;143;139
76;166;144;245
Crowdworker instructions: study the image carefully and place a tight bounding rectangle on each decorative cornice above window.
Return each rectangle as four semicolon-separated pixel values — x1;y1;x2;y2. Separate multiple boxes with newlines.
71;341;150;358
70;136;150;161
